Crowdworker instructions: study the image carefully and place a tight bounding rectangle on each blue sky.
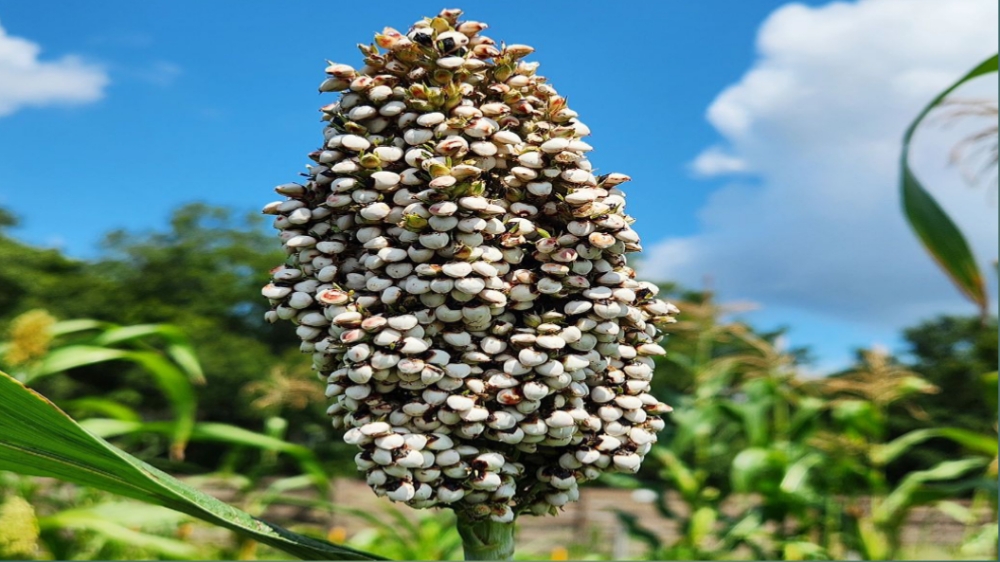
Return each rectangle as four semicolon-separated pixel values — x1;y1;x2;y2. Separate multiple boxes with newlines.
0;1;996;372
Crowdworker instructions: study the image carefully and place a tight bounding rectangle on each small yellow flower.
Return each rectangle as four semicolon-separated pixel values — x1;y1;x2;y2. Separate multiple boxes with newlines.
327;526;348;544
550;546;569;560
0;496;40;558
4;309;56;366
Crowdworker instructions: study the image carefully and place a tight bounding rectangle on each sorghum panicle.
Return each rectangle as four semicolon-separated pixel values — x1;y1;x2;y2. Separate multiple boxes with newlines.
262;8;679;522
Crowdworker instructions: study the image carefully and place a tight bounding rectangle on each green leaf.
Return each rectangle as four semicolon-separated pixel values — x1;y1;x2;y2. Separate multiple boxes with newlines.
875;458;988;526
85;500;192;527
689;506;718;547
934;500;976;525
663;351;694;373
780;453;824;495
901;168;988;314
32;345;131;376
653;448;700;501
61;397;142;422
38;503;200;559
718;393;771;446
788;397;824;443
831;399;881;437
80;418;330;491
49;319;110;338
855;516;889;561
900;54;998;317
783;541;829;561
0;370;384;561
872;427;998;466
91;324;206;385
731;447;779;493
597;472;643;489
960;521;1000;557
29;345;197;459
244;474;320;515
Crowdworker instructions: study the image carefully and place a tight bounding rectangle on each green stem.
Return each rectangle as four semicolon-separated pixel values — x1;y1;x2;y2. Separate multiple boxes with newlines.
456;512;515;560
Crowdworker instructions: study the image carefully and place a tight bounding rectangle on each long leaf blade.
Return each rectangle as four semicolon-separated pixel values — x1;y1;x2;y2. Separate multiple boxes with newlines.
900;54;998;316
92;324;206;384
39;507;201;559
901;168;988;313
49;319;111;338
0;370;384;561
31;345;131;378
872;427;998;466
27;345;198;459
82;418;330;489
875;458;987;525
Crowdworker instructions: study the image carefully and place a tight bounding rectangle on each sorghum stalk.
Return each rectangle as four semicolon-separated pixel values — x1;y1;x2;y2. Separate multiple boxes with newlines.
262;7;680;560
456;512;515;560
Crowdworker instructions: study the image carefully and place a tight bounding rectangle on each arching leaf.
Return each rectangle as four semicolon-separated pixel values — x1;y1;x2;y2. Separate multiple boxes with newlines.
0;370;384;561
900;54;998;317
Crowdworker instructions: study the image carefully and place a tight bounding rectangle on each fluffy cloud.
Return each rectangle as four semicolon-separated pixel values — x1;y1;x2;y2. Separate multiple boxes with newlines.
644;0;999;330
0;19;109;117
690;146;749;177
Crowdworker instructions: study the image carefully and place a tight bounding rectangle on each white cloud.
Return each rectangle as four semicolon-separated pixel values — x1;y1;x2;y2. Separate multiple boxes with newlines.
645;0;999;332
0;19;109;117
690;145;749;177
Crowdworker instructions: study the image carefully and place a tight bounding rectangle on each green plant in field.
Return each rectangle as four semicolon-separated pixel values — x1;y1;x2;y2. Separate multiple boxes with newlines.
0;309;333;486
863;387;998;559
612;297;995;561
615;317;831;560
37;500;203;560
0;308;378;560
338;505;463;561
894;315;999;471
1;310;205;460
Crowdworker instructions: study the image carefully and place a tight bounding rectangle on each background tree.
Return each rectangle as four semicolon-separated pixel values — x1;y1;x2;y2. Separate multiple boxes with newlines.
0;204;338;472
889;315;999;477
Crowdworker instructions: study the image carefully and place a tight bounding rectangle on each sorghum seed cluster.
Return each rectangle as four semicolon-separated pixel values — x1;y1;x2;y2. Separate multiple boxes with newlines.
262;8;679;522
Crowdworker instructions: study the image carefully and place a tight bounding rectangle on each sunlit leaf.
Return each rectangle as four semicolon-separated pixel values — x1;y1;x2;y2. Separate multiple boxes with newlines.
782;540;828;561
731;448;776;493
92;324;206;384
0;370;384;561
80;418;330;490
689;506;718;547
61;397;142;422
29;345;197;459
788;397;825;443
653;448;700;501
875;458;988;525
32;345;131;376
900;54;998;317
780;453;824;495
934;500;976;525
872;427;998;466
49;319;110;338
38;503;200;559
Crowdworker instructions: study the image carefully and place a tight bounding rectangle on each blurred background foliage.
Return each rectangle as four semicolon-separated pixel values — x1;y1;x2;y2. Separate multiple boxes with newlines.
0;202;996;560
